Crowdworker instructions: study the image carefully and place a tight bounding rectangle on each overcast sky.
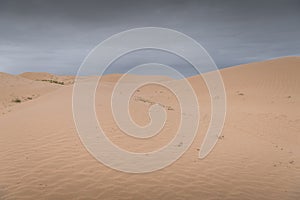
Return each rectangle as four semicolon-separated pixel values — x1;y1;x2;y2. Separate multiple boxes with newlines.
0;0;299;76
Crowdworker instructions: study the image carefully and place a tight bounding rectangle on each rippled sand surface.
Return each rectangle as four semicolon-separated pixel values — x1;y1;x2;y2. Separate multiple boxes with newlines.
0;57;299;200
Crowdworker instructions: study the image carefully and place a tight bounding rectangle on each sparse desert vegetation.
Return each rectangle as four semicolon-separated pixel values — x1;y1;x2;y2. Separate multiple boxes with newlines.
41;79;64;85
12;98;21;103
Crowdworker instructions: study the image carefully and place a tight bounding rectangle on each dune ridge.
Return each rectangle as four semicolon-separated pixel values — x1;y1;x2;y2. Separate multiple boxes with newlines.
0;57;299;200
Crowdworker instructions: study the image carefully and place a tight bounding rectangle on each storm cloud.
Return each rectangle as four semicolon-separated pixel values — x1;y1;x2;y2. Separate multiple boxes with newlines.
0;0;299;76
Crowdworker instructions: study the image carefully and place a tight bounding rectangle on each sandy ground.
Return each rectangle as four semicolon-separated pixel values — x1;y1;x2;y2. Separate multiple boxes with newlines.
0;57;299;200
19;72;75;85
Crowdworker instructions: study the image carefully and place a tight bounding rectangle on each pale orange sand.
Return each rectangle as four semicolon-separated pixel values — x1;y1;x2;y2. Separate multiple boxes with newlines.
0;57;299;199
19;72;75;85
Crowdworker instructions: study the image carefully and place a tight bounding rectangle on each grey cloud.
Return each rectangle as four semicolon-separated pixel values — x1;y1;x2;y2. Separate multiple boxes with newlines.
0;0;299;76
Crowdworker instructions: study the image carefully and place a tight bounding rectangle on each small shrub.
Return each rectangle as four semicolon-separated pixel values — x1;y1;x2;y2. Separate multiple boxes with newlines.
167;106;174;111
218;135;225;140
12;98;21;103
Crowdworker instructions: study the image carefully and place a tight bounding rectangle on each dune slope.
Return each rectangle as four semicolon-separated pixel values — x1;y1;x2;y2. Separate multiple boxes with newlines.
0;72;61;115
19;72;75;85
0;57;299;200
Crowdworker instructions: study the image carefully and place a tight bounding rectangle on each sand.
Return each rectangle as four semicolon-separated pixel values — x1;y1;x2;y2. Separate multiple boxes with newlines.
0;56;299;199
0;72;61;115
19;72;75;85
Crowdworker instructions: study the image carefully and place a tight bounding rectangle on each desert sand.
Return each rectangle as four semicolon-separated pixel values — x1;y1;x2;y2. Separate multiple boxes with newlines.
19;72;75;85
0;57;299;200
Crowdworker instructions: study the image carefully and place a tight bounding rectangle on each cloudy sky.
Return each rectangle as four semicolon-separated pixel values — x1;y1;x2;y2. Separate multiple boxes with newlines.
0;0;299;76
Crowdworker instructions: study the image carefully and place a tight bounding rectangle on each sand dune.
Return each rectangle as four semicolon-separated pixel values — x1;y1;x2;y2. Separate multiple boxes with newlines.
0;72;61;115
98;73;172;83
0;57;299;199
20;72;75;85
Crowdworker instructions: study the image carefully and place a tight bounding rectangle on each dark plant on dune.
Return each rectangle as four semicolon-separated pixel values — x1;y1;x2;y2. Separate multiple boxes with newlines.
12;98;21;103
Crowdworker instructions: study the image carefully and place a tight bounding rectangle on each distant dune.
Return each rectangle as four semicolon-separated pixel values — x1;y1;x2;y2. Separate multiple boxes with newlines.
0;57;299;200
0;72;60;114
98;73;173;83
19;72;75;85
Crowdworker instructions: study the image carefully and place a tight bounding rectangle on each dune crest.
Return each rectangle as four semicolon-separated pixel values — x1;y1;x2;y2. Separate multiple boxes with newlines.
19;72;75;85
